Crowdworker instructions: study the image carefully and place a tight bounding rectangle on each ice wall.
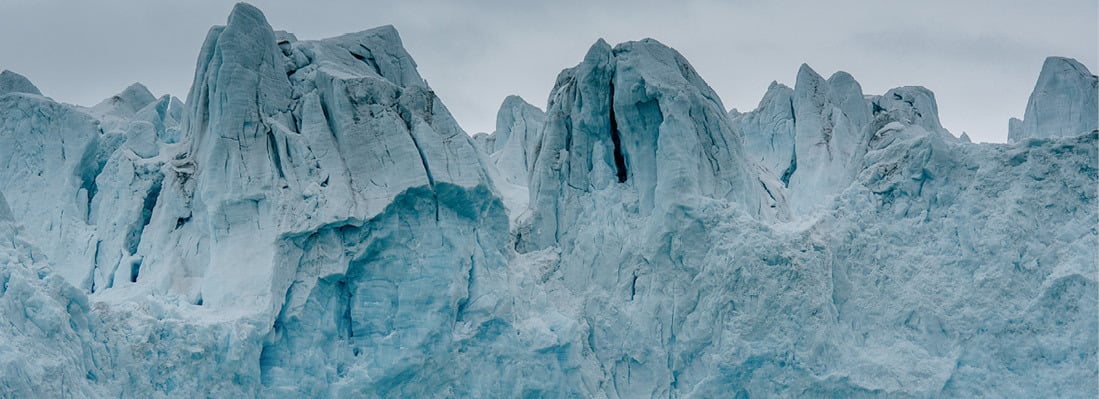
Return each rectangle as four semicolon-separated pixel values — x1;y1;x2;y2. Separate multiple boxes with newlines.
0;3;1094;398
1009;56;1098;142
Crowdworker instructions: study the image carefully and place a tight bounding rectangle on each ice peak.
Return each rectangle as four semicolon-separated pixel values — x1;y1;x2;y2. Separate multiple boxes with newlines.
767;80;790;91
226;2;268;29
501;94;533;109
827;70;857;84
874;86;943;131
117;83;156;107
0;70;42;96
367;24;399;38
525;37;768;249
319;25;425;88
796;63;822;82
87;81;158;122
1042;56;1093;77
485;94;547;188
1010;56;1098;142
756;81;794;110
584;38;614;64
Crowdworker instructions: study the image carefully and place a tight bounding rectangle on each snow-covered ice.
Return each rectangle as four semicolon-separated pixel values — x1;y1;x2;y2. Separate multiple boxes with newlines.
0;3;1095;397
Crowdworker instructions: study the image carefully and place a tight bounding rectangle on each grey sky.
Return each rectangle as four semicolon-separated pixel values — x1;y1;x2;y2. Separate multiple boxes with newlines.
1;0;1095;143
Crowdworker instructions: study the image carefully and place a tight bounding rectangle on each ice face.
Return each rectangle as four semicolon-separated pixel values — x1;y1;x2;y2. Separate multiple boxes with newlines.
0;70;42;96
0;93;105;286
485;95;546;187
0;3;1095;398
1009;56;1099;142
523;38;773;250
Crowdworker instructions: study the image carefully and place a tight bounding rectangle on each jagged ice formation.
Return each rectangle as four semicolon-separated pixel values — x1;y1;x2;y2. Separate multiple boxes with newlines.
0;3;1095;398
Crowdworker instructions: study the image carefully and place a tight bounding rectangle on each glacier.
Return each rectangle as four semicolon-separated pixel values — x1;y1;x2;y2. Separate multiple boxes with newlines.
0;3;1095;398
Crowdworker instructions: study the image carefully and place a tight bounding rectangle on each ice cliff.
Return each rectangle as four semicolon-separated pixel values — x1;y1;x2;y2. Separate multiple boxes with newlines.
729;65;959;217
1009;56;1098;142
0;3;1095;398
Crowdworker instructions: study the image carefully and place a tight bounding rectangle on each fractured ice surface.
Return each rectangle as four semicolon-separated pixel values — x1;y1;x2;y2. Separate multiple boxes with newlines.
1009;57;1098;142
0;70;41;96
0;3;1095;397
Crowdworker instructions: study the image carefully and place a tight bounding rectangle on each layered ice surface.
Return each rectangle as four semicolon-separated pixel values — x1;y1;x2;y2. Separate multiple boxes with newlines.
0;3;1095;397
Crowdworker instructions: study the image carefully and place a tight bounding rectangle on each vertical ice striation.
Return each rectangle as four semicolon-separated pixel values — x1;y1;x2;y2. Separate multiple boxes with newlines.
129;2;492;315
1009;56;1098;142
783;65;873;214
0;89;104;286
734;63;964;217
733;81;796;187
0;3;1095;398
484;95;546;186
525;38;770;250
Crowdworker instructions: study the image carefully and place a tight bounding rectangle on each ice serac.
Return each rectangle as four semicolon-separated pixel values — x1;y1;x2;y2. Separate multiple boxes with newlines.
0;3;1095;398
873;86;943;132
785;65;873;214
0;70;42;96
0;92;103;285
81;4;513;396
132;3;486;315
486;95;546;186
1010;56;1098;142
0;191;103;398
734;64;961;217
1008;116;1024;143
525;38;770;250
89;83;157;120
733;81;796;186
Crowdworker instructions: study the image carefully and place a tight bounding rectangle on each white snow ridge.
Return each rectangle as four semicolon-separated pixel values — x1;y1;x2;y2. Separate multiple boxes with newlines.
0;3;1095;398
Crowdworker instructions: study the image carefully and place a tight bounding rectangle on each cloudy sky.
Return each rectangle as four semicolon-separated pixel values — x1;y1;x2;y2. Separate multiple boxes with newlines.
1;0;1095;143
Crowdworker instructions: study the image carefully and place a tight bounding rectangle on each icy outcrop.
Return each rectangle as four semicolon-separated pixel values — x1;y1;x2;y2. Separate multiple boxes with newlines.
469;96;546;218
733;64;962;217
1009;57;1098;142
123;3;491;318
0;3;1095;398
1008;116;1024;142
783;66;873;214
872;86;943;132
0;70;41;96
525;38;773;250
483;95;546;186
0;93;105;285
0;77;186;293
89;83;158;120
734;82;796;186
0;191;102;398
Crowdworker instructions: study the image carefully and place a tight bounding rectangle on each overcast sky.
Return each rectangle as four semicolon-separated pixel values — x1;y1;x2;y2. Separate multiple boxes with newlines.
1;0;1095;143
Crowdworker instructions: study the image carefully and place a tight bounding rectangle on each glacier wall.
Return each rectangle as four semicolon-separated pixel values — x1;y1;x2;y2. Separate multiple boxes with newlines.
1009;57;1098;142
0;2;1095;398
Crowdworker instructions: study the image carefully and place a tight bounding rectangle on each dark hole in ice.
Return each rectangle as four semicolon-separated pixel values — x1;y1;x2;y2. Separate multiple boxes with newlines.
130;259;141;283
608;82;628;183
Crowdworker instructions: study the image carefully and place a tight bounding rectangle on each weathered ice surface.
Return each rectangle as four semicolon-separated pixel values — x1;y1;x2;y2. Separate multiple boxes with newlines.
524;38;778;250
732;64;968;217
0;3;1094;398
484;95;546;187
735;81;796;187
0;70;42;96
0;90;106;286
468;95;546;219
1009;57;1098;142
